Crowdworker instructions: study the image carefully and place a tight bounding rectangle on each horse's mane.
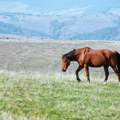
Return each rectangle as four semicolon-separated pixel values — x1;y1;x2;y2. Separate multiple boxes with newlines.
62;49;76;60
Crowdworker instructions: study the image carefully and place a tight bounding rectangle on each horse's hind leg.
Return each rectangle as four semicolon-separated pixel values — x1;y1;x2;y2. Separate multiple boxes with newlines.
103;66;109;84
76;66;83;82
84;64;90;83
111;66;120;83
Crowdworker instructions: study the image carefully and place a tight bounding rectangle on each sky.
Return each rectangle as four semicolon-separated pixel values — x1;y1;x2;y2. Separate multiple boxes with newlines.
0;0;120;16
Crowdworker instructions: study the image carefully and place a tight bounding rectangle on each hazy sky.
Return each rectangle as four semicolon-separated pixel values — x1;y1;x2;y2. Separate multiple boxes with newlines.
0;0;120;15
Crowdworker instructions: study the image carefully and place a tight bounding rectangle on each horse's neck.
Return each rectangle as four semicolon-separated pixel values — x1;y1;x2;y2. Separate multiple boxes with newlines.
69;53;78;61
72;49;84;61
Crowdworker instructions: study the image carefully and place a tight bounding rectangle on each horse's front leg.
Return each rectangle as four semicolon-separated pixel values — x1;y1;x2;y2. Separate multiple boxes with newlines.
84;64;90;83
103;66;109;84
76;65;83;82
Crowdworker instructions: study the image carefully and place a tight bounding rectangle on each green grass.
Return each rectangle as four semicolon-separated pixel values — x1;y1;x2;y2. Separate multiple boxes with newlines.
0;72;120;120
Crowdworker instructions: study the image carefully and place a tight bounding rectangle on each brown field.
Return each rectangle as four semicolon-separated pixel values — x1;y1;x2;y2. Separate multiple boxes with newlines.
0;37;120;73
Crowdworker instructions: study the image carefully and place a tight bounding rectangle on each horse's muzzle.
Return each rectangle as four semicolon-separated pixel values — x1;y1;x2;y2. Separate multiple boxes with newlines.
62;69;66;72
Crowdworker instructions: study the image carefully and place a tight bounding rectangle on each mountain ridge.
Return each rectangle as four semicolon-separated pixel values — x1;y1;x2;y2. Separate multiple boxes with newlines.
0;10;120;40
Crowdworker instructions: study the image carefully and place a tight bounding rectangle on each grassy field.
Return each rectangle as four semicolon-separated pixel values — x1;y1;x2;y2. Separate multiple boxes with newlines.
0;72;120;120
0;37;120;120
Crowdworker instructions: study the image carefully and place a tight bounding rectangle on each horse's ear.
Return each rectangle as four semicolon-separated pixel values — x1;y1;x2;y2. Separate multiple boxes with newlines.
62;54;65;59
73;49;75;51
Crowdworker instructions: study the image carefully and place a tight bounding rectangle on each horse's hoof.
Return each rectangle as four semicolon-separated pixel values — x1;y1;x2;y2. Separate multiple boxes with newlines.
77;79;81;82
103;81;107;85
87;81;90;84
87;81;90;83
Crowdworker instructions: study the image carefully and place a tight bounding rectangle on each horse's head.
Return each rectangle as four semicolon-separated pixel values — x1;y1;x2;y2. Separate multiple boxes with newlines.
61;49;76;72
62;55;70;72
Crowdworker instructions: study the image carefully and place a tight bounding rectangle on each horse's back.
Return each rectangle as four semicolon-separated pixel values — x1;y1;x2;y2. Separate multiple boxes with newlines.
77;47;116;67
90;48;114;59
92;48;117;67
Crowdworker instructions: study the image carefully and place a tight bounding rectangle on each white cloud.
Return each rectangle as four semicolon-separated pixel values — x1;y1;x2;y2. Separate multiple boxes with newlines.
0;2;27;13
44;6;92;16
0;1;94;16
107;8;120;16
48;8;85;16
0;1;40;14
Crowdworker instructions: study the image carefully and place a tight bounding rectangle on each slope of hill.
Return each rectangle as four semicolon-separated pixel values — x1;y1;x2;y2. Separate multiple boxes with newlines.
0;10;120;40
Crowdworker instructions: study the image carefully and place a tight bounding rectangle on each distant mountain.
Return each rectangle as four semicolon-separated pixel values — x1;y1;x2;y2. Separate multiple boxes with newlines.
0;10;120;40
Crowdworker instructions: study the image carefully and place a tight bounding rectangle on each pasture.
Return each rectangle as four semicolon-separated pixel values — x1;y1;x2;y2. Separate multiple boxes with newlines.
0;37;120;120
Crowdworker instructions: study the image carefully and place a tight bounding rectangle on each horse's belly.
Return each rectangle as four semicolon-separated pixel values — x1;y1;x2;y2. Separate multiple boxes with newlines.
89;64;103;67
89;58;107;67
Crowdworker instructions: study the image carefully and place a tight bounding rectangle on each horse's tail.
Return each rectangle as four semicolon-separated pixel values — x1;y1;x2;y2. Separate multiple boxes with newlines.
114;51;120;72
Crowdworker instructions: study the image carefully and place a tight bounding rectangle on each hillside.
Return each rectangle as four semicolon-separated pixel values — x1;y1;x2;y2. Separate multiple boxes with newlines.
0;11;120;40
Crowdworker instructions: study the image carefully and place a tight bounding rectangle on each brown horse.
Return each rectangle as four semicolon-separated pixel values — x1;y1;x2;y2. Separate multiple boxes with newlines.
62;47;120;84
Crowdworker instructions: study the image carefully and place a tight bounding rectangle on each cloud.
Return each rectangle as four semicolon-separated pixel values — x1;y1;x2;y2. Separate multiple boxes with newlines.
0;2;27;13
0;1;94;16
44;6;93;16
106;8;120;16
48;8;85;16
0;1;40;14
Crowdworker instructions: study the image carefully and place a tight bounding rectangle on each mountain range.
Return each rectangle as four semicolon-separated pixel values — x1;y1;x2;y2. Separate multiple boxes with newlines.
0;8;120;40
